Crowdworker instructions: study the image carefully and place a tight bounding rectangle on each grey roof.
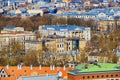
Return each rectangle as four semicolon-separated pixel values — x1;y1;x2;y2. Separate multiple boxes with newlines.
17;74;59;80
41;25;85;31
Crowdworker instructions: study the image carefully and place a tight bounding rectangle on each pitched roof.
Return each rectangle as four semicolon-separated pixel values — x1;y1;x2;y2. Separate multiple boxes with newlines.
0;66;71;80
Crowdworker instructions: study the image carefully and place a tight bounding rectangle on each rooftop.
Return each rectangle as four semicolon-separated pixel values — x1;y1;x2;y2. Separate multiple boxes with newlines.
41;25;86;31
5;26;16;29
68;63;120;75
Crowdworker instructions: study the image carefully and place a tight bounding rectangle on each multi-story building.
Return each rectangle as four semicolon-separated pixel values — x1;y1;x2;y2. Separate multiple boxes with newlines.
97;20;120;32
25;40;42;52
0;26;36;50
39;25;91;41
68;62;120;80
41;34;87;54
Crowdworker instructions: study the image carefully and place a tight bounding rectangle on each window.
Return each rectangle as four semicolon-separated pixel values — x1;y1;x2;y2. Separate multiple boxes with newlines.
2;71;4;73
106;75;109;77
1;75;6;78
12;70;14;72
115;74;118;77
87;76;90;78
3;75;6;77
111;75;113;77
92;76;94;78
82;76;85;79
24;70;26;72
97;75;99;78
57;44;59;48
101;75;104;78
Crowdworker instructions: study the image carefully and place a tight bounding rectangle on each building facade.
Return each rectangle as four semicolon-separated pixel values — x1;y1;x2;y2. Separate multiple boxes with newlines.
0;26;36;50
39;25;91;41
41;34;87;54
68;63;120;80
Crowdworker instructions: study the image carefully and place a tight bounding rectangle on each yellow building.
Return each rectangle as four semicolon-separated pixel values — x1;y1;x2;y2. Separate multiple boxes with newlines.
43;34;67;53
79;40;87;50
42;34;87;54
97;20;120;31
25;40;42;52
88;52;108;62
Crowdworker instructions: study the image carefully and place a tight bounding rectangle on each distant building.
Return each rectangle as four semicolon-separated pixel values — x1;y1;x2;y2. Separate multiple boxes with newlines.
62;0;72;3
27;9;44;16
1;26;24;33
68;63;120;80
0;26;36;50
42;34;87;54
88;52;108;63
25;40;42;52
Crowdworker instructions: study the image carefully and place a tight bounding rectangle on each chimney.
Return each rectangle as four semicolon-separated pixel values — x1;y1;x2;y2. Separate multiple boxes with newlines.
50;65;52;70
85;63;88;69
30;65;33;70
39;65;42;70
57;67;60;71
18;64;20;70
63;65;66;71
53;65;55;70
6;65;9;69
19;64;22;70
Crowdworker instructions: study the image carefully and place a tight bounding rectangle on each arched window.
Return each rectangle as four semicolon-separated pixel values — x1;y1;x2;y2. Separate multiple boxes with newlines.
111;75;113;77
106;75;109;77
82;76;85;79
97;75;99;78
87;76;90;79
101;75;104;78
115;74;118;77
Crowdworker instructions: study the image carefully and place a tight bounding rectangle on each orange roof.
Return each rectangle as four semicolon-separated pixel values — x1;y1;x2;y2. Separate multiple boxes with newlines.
0;66;71;80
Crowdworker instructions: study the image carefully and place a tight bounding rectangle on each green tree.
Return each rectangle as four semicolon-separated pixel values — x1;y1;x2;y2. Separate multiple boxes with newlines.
23;50;39;66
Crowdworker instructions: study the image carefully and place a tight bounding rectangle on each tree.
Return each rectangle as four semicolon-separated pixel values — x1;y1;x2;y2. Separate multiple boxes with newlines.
23;50;39;66
112;53;119;63
80;51;87;63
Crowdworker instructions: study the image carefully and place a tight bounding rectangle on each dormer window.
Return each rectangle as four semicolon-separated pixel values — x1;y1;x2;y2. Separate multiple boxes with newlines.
2;71;4;73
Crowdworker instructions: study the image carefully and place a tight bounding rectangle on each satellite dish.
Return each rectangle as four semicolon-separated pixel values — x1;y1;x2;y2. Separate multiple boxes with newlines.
58;71;62;77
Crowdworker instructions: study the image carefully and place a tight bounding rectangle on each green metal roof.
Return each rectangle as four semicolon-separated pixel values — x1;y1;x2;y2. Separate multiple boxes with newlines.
68;63;120;75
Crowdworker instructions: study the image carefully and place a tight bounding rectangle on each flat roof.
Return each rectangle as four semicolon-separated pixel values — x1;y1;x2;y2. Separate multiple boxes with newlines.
41;25;86;31
68;63;120;75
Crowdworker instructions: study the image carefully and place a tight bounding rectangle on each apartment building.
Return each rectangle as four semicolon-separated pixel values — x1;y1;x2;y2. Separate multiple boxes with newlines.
39;25;91;41
41;34;87;54
0;26;36;49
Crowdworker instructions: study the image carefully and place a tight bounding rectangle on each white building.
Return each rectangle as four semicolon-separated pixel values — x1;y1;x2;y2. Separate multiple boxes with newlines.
39;25;91;41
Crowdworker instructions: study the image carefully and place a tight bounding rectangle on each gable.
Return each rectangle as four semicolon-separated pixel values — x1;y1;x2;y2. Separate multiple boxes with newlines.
0;68;8;77
97;13;107;17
